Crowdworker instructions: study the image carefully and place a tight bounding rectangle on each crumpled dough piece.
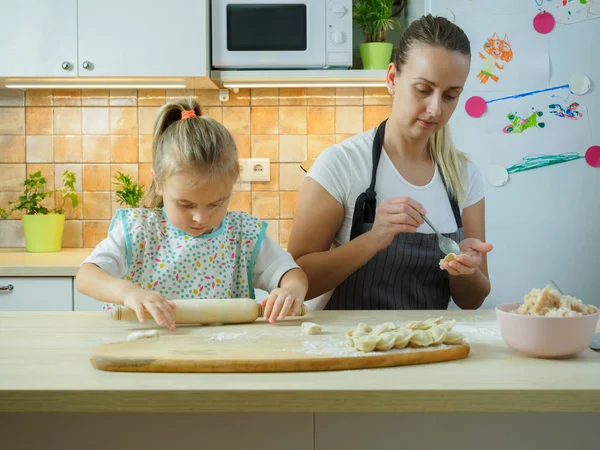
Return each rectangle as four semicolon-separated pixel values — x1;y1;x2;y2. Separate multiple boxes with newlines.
409;329;434;347
353;335;381;353
127;329;160;341
428;325;447;345
356;323;372;333
301;322;322;335
375;332;396;351
443;331;465;345
393;328;413;349
439;253;468;266
371;322;397;335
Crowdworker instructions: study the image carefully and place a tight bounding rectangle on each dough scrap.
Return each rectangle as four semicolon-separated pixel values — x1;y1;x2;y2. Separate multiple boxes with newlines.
345;317;465;353
513;286;598;317
127;329;160;341
301;322;322;335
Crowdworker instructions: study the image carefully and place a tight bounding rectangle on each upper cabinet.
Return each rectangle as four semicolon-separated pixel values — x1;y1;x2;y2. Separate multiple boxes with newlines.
77;0;209;77
0;0;209;78
0;0;78;77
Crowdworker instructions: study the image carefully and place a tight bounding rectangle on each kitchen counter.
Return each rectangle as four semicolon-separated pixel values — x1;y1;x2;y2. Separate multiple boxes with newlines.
0;248;92;276
1;309;599;413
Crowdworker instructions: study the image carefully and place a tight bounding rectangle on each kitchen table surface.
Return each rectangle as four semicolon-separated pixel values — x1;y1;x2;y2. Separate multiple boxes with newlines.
0;248;93;276
0;309;598;413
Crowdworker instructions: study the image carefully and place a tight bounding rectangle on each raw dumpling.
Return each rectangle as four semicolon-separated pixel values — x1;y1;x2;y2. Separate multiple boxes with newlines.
393;328;413;349
353;335;381;353
375;332;396;351
443;331;465;345
409;329;434;347
428;325;447;345
356;323;372;333
371;322;397;335
345;330;355;346
301;322;322;335
439;319;456;331
402;320;429;330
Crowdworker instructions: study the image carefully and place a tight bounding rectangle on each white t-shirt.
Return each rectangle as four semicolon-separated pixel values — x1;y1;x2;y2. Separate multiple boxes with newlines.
307;128;485;247
83;219;299;294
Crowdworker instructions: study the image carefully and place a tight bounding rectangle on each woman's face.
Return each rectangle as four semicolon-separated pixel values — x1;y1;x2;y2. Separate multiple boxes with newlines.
387;43;471;140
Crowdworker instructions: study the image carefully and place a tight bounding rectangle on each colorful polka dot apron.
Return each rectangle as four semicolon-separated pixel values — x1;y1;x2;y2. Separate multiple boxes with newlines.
106;208;267;305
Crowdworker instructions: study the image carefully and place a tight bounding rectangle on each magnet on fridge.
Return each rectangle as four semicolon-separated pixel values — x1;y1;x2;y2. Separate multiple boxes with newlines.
465;96;487;118
533;12;555;34
487;165;509;187
585;146;600;168
569;74;591;95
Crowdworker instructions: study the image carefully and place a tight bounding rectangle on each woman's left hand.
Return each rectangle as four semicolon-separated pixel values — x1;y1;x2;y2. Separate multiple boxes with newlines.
440;238;493;276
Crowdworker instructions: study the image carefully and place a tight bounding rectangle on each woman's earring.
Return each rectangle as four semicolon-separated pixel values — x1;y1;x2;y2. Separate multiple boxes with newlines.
387;86;395;95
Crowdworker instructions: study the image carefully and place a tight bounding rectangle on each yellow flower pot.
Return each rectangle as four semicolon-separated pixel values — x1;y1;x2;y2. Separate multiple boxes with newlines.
360;42;394;70
22;214;65;253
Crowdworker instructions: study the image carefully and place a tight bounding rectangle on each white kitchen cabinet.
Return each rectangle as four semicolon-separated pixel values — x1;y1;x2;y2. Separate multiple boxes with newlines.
0;0;78;77
0;0;209;79
73;288;104;311
77;0;209;77
0;277;72;311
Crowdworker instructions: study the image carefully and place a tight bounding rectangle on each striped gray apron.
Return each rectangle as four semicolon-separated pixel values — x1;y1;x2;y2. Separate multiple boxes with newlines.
326;120;464;310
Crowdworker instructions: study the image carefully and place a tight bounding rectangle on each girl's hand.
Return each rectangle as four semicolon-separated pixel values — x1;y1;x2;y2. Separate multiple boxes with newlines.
122;286;177;330
440;238;493;276
261;285;306;325
366;197;427;251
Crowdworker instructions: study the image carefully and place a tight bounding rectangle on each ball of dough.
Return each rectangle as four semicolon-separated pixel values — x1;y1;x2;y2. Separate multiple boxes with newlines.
127;329;160;341
301;322;322;335
375;332;396;351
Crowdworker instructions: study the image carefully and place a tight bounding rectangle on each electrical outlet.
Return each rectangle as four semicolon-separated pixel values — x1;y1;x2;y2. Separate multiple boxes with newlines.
238;158;270;182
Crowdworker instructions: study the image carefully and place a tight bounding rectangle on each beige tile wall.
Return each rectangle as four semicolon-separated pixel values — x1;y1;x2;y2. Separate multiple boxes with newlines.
0;87;391;249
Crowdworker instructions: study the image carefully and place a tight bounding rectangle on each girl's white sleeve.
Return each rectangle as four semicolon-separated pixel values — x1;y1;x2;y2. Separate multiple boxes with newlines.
81;220;128;278
252;234;300;293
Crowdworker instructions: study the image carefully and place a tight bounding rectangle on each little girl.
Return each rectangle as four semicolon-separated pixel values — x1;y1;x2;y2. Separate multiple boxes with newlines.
75;99;308;329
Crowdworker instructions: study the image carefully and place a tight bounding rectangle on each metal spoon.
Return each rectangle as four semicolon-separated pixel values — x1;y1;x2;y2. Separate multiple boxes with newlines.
421;214;461;255
549;280;600;351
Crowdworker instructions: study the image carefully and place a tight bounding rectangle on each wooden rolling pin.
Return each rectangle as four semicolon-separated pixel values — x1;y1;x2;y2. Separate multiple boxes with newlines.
107;298;307;324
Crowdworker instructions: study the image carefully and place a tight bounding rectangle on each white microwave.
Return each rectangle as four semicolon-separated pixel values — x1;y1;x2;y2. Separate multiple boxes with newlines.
211;0;353;69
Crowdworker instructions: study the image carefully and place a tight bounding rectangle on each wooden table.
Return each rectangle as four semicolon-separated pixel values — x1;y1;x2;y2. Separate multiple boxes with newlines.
1;309;598;450
1;309;598;414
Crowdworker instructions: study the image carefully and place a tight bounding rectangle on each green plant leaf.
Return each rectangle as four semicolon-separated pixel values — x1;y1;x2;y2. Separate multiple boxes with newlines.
113;171;145;208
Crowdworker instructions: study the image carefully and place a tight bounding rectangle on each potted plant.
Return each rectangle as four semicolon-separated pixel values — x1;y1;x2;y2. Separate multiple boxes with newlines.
353;0;405;69
113;171;144;208
0;170;78;253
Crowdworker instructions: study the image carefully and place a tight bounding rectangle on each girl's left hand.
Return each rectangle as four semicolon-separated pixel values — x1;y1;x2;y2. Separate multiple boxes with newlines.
440;238;493;276
261;286;306;324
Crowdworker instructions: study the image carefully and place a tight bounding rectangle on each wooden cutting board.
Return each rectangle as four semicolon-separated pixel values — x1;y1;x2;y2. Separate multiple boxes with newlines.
90;324;470;373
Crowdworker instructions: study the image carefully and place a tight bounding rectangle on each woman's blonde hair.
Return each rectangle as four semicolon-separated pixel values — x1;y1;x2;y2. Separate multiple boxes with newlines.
142;98;239;208
394;14;471;206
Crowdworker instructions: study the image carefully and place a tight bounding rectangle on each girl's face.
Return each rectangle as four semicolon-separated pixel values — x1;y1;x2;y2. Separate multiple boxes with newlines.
387;43;470;140
156;171;234;237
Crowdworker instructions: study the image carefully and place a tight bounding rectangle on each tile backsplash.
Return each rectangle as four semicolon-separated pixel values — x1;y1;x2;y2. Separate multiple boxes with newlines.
0;87;391;249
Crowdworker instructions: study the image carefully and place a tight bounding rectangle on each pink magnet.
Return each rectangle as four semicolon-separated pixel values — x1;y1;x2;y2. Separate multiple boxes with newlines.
534;12;555;34
585;145;600;167
465;96;487;118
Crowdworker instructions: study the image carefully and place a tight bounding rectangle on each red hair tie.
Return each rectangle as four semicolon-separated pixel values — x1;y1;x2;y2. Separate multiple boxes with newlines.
181;109;197;120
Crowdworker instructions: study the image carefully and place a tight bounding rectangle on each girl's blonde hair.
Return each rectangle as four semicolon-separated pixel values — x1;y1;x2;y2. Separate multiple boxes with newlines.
394;14;471;206
142;98;240;208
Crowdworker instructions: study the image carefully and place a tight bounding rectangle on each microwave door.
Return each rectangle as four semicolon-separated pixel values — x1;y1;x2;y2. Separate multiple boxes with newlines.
214;2;327;69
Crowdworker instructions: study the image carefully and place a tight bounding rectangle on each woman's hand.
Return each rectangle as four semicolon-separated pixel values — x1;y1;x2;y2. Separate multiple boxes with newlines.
366;197;427;251
440;238;493;276
122;286;177;330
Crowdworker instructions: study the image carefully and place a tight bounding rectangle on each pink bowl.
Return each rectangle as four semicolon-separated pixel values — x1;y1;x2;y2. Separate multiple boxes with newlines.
496;302;599;358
